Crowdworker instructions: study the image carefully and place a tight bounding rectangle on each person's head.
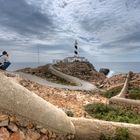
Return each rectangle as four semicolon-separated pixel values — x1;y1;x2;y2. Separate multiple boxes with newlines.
2;51;8;55
2;51;8;57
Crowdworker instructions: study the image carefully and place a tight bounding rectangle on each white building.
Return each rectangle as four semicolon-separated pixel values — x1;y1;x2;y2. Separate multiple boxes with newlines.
53;40;88;64
53;56;88;64
63;56;88;63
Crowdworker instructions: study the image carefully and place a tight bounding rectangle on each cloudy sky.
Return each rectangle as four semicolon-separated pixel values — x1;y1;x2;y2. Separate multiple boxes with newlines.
0;0;140;62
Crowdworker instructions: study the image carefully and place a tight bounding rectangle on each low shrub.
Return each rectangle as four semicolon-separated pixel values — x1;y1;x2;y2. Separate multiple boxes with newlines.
85;103;140;124
65;110;74;117
101;87;122;98
100;128;133;140
128;88;140;100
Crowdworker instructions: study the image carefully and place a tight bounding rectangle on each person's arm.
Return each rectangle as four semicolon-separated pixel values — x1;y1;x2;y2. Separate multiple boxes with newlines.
4;55;9;62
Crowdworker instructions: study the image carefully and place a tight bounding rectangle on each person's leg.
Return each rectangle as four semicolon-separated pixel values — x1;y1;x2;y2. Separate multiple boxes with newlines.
1;62;11;70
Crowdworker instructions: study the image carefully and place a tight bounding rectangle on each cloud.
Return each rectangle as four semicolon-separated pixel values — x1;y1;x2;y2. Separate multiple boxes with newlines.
0;0;140;62
0;0;53;36
99;31;140;53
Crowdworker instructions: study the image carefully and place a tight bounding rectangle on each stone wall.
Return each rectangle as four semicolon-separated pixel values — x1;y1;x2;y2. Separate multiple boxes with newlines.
71;118;140;140
117;72;130;98
109;71;140;113
48;65;97;91
0;72;75;136
109;97;140;113
49;65;82;85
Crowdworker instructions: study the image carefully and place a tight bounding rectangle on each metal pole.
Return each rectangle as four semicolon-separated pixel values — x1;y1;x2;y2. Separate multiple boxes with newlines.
37;46;40;66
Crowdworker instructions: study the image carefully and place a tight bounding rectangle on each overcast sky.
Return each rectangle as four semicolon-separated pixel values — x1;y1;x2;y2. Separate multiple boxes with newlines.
0;0;140;62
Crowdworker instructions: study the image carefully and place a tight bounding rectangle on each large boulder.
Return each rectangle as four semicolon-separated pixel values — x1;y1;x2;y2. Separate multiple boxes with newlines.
99;68;110;76
0;72;75;135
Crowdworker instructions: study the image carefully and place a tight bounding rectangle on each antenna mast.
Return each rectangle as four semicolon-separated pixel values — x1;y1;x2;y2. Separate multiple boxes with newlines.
37;46;40;66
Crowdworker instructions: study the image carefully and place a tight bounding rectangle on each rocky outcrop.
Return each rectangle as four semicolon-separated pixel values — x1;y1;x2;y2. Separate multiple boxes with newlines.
99;68;110;76
0;72;75;135
54;61;106;82
48;65;97;91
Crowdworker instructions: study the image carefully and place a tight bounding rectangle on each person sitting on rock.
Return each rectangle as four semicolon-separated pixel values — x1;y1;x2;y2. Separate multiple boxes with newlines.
0;51;11;70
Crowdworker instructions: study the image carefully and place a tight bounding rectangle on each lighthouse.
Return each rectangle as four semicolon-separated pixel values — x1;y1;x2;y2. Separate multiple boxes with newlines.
53;40;88;64
74;40;78;57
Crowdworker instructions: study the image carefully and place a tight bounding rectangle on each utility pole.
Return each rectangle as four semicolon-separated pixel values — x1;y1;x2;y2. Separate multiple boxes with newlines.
37;46;40;66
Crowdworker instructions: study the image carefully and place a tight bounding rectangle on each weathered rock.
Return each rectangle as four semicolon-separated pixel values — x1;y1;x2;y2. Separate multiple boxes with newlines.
0;127;10;140
8;123;18;132
0;120;9;127
51;132;57;139
26;122;34;129
54;62;106;82
99;68;110;76
40;128;47;134
9;116;17;123
0;115;8;121
26;130;40;140
36;125;43;129
10;131;25;140
39;135;49;140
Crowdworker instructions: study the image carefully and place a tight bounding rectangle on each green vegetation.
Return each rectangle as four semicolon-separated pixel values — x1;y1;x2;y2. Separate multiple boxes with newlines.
85;103;140;124
128;87;140;100
65;110;74;117
100;128;133;140
101;87;122;98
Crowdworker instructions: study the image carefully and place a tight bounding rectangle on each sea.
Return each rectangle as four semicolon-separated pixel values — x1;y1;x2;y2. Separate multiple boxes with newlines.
8;62;140;77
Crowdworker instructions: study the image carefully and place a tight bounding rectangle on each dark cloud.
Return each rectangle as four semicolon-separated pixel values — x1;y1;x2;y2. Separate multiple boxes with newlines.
119;31;140;43
28;43;76;53
78;36;95;43
98;31;140;53
0;0;53;35
0;0;140;62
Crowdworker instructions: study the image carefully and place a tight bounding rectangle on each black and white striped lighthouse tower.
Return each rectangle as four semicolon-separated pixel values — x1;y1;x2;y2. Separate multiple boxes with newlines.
74;40;78;57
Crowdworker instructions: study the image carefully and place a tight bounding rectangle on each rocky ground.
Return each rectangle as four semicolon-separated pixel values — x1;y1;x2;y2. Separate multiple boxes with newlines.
54;62;106;83
0;113;73;140
18;78;107;118
18;62;106;86
99;74;126;89
17;65;76;86
0;72;108;140
1;64;140;140
14;63;140;118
